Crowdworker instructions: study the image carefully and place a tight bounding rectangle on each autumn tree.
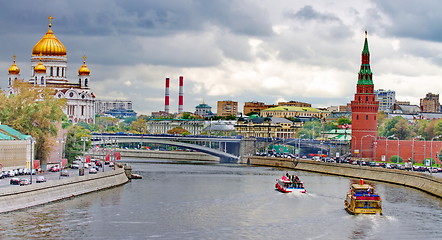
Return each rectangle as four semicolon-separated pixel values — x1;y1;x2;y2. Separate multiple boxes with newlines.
0;80;66;163
130;117;148;133
167;127;190;135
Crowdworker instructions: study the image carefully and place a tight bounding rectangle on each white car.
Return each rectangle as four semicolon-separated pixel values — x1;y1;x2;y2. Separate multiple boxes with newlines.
89;168;98;174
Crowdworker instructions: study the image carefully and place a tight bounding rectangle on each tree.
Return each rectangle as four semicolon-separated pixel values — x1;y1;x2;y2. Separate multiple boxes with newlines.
337;117;352;126
130;117;148;133
167;127;190;135
64;125;91;163
0;80;66;163
95;116;119;132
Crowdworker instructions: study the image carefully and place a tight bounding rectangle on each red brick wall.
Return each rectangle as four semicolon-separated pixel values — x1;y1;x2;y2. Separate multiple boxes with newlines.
361;139;442;163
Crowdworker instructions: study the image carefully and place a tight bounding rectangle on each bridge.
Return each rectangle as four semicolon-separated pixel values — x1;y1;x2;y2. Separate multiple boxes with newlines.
91;133;350;162
91;133;242;163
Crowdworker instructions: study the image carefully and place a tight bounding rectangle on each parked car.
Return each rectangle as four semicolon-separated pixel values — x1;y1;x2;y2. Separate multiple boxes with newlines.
95;161;102;167
71;164;80;169
19;179;31;186
10;177;21;185
60;170;70;177
89;168;98;174
36;176;46;183
49;165;60;172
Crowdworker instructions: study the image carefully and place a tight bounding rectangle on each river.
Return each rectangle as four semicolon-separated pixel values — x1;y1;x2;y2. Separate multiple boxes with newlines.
1;158;441;239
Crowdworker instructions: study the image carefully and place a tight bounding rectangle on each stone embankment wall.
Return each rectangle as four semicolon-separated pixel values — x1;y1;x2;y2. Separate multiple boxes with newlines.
115;149;219;161
0;167;129;213
245;156;442;198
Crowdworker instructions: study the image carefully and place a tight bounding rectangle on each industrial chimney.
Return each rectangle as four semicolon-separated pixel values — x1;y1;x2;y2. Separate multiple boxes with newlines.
165;77;170;114
178;76;184;114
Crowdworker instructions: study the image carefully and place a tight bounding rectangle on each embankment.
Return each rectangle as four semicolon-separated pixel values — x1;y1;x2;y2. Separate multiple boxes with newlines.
0;166;129;213
245;156;442;198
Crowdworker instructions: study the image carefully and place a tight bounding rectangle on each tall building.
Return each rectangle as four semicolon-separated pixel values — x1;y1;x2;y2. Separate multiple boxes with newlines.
351;32;379;159
375;89;395;112
217;100;238;116
243;101;276;115
195;102;214;118
95;100;133;114
420;93;440;112
6;17;95;124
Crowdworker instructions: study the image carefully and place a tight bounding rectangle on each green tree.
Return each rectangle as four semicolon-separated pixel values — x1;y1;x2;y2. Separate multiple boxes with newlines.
64;126;91;163
0;80;66;162
337;117;352;126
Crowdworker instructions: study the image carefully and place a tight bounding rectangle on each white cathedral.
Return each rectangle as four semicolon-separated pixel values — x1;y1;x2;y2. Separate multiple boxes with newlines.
7;17;95;124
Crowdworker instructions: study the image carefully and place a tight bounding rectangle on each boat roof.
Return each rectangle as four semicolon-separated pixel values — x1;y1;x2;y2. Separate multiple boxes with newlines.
351;184;372;190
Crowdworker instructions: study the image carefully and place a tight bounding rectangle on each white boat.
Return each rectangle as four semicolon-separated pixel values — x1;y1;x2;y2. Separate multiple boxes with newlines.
275;174;306;193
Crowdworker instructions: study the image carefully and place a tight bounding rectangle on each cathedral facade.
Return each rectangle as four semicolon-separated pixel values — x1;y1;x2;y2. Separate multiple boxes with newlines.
7;17;95;124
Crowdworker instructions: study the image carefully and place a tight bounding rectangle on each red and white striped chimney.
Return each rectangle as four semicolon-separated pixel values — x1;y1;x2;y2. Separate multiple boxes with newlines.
178;76;184;114
165;77;170;114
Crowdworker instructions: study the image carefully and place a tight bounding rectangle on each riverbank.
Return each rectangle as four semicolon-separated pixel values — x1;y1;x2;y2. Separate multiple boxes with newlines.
245;156;442;198
0;165;130;213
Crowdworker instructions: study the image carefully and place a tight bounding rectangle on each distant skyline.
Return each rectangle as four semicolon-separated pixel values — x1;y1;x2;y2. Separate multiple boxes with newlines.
1;0;441;115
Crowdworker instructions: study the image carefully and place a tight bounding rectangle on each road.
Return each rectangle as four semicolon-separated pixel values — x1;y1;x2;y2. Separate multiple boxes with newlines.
1;164;115;188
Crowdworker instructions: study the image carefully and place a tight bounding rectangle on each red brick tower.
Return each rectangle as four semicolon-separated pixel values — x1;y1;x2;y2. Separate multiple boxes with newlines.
351;32;379;159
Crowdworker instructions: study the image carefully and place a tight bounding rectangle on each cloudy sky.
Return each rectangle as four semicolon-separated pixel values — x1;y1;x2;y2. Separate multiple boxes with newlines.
1;0;441;115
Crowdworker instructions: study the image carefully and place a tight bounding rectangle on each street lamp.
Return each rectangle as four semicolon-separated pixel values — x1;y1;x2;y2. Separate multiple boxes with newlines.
29;137;35;184
386;135;398;163
430;135;442;175
57;139;64;179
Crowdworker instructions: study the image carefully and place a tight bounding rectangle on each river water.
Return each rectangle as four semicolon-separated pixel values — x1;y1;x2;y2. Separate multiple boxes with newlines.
1;158;441;240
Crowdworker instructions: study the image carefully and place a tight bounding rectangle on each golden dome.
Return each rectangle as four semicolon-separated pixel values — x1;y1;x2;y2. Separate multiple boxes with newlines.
78;56;90;75
34;60;47;73
32;16;66;56
8;55;20;74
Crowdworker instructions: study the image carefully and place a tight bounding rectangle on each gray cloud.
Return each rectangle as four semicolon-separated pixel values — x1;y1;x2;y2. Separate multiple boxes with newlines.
0;0;441;116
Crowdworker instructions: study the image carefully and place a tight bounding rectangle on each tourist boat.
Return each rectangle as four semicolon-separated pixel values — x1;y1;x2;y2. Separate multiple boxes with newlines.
344;179;382;215
275;174;306;193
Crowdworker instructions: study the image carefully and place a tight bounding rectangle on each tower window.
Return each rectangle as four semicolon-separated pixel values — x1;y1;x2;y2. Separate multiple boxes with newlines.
356;115;359;120
366;115;368;120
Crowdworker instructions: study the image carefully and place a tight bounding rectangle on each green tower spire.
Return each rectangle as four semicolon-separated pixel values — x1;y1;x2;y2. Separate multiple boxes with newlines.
357;31;373;85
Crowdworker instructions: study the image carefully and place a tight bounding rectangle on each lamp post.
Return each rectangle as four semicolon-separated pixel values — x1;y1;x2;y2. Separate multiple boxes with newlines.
29;137;35;184
386;135;396;162
57;139;64;179
81;137;88;169
430;135;442;175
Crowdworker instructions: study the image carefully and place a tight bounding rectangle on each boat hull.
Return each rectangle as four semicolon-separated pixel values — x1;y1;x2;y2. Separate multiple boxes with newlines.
275;182;306;193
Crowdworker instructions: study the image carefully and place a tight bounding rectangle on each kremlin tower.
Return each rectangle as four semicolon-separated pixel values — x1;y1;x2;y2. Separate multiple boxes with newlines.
351;32;379;159
7;16;96;124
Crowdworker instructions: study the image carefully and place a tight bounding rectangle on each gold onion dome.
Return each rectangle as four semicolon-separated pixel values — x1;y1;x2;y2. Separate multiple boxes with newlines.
8;56;20;74
32;16;66;56
78;56;90;75
34;60;47;73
